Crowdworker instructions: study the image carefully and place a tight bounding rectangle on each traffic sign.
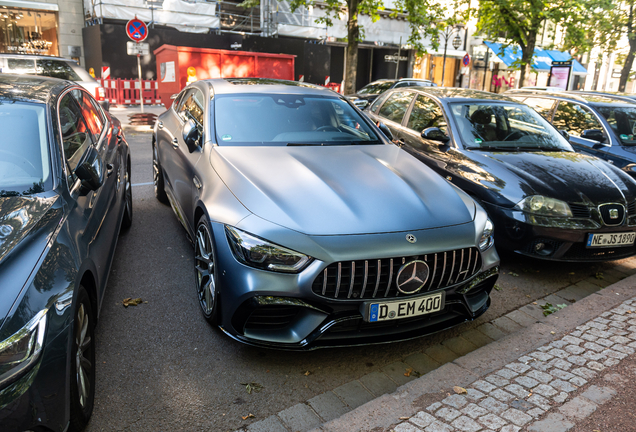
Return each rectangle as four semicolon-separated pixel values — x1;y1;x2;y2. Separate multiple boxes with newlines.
127;41;149;56
463;54;470;66
126;18;148;42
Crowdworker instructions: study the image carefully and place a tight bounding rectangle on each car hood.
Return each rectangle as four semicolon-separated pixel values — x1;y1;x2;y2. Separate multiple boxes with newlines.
211;145;475;235
473;151;635;205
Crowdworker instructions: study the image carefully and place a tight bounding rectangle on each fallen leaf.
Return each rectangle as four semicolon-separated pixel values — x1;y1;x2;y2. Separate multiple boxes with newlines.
399;417;410;420
122;297;143;307
404;367;413;377
453;386;468;395
550;331;556;335
494;284;502;291
241;413;255;420
526;295;531;298
569;272;575;275
532;302;538;305
509;272;519;277
596;272;604;280
241;382;264;394
304;371;311;376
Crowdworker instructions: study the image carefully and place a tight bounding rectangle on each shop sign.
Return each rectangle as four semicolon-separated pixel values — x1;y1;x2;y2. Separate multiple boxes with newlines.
385;54;408;63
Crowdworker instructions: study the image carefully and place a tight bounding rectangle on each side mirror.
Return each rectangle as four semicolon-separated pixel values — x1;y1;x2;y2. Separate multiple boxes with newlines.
559;130;570;141
581;129;606;143
183;118;201;150
377;122;393;141
75;146;104;194
421;127;450;144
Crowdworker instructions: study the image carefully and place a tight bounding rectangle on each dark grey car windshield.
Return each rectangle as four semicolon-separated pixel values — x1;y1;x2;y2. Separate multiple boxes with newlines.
449;102;573;151
214;94;381;146
595;105;636;145
0;102;50;195
357;82;394;95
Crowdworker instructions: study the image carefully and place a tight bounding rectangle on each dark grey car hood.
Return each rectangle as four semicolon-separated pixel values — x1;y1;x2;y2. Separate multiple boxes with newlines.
211;144;475;235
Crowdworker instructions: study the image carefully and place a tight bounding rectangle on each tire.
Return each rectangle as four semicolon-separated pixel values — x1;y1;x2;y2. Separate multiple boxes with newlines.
153;143;168;204
194;216;220;325
120;160;133;230
69;285;96;432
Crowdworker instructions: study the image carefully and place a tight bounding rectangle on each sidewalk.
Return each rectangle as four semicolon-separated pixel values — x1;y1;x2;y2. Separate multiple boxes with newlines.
109;104;166;131
309;275;636;432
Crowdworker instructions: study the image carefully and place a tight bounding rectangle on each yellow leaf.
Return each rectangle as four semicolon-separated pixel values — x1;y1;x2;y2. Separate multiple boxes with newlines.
404;367;413;377
304;371;311;376
550;331;556;335
453;386;467;394
122;297;142;307
242;413;255;420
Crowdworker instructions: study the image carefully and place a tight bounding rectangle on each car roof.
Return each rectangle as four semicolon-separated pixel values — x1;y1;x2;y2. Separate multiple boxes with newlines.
508;89;636;106
0;74;68;103
402;87;518;103
205;78;341;96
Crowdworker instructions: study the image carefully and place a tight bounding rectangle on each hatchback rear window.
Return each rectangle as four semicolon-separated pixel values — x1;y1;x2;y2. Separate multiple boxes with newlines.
35;59;81;81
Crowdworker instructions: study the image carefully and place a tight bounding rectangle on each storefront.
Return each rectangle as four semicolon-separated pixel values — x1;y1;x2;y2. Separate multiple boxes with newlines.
412;49;466;87
0;1;58;56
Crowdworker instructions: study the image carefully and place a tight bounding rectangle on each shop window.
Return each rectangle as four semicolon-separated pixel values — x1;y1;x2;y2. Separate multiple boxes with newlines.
0;9;58;56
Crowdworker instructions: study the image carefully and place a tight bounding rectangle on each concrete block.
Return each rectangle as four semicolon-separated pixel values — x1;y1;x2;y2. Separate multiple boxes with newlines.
247;415;288;432
506;310;538;327
403;352;441;375
558;396;597;420
279;403;322;432
425;344;459;365
442;336;478;356
307;392;350;422
519;304;546;321
358;371;397;397
332;380;374;409
492;316;523;334
580;385;617;404
527;412;574;432
461;328;495;348
382;361;418;386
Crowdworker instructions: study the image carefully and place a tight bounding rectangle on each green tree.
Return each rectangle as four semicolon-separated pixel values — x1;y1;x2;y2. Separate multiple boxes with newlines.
474;0;583;87
288;0;446;93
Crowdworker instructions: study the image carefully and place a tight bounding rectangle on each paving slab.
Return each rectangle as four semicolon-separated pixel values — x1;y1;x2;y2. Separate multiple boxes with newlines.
460;328;495;348
307;392;350;422
358;371;397;397
505;309;537;327
403;352;441;375
477;322;507;341
442;336;479;356
382;361;418;386
246;415;288;432
491;316;523;334
425;344;460;365
279;403;322;432
331;380;374;409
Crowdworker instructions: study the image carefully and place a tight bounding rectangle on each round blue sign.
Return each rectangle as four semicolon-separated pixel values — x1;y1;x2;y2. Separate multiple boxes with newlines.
126;18;148;42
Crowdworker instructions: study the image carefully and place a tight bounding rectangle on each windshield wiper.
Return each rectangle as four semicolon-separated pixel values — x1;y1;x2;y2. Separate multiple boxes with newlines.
466;145;521;151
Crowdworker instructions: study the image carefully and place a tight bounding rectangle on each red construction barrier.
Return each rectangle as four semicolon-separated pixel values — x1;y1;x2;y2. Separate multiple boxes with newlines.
98;78;162;106
324;83;342;93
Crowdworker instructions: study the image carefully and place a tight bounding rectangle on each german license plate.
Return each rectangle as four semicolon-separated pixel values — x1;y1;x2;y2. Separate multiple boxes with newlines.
368;292;444;322
587;232;636;248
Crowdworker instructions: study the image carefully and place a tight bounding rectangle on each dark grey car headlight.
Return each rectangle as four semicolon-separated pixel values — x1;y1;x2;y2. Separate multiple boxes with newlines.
479;218;494;251
225;226;312;273
0;309;47;387
516;195;573;217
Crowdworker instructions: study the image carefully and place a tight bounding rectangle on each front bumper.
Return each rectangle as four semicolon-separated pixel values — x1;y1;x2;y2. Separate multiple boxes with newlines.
212;223;500;350
485;202;636;261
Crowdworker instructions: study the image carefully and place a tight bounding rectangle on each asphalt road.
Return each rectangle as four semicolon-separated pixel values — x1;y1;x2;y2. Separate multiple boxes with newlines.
85;130;636;432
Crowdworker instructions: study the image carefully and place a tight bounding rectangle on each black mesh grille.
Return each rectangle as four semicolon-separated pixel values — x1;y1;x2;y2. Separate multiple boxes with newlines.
569;203;591;218
629;201;636;216
244;306;300;331
312;248;481;300
599;204;625;226
563;243;636;261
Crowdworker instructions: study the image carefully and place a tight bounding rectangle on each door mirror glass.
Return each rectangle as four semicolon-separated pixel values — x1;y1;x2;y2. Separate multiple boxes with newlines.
75;146;104;193
183;118;201;149
377;122;393;141
421;127;450;143
581;129;606;143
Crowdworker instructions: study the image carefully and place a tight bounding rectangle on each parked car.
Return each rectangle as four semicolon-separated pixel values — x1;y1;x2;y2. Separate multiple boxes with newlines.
507;90;636;178
0;75;132;431
152;78;499;349
0;53;108;110
347;78;437;109
570;90;636;103
365;87;636;262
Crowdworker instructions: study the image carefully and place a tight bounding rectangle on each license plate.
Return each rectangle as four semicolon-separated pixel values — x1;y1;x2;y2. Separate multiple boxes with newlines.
587;232;636;248
368;292;444;322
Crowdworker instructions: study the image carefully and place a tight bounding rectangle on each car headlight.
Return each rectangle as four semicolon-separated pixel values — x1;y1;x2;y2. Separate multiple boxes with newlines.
516;195;573;217
0;309;47;387
479;218;494;251
225;226;312;273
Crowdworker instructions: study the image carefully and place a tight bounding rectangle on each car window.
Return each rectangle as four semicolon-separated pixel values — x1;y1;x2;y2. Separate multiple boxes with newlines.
180;88;205;125
369;91;391;113
406;95;447;134
35;59;82;81
0;102;51;195
357;81;394;95
552;101;604;138
521;97;556;119
59;93;94;173
393;81;410;88
378;91;415;124
71;89;104;142
6;58;36;73
595;105;636;145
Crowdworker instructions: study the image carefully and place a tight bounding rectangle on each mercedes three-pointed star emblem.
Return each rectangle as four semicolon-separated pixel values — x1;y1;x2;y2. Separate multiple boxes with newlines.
395;260;430;294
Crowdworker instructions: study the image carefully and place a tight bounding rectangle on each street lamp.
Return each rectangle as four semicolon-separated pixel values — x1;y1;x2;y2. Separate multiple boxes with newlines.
440;24;464;86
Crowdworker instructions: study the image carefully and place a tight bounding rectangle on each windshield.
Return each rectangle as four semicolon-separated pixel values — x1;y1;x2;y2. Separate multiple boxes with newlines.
595;105;636;145
214;94;381;146
449;102;573;151
357;82;394;95
0;102;51;196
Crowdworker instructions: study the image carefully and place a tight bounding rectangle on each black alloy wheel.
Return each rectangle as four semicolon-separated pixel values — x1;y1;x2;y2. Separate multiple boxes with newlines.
121;160;133;229
69;285;96;432
153;143;168;203
194;216;219;324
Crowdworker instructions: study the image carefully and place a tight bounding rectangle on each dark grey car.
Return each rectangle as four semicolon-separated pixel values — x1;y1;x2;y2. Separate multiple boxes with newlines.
152;78;499;350
0;75;132;431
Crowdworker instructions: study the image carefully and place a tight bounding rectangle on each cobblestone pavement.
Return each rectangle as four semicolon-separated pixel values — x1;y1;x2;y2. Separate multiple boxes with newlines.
392;298;636;432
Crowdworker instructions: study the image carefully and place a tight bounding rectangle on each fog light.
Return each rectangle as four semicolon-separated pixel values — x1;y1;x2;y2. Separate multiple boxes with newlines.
535;242;545;252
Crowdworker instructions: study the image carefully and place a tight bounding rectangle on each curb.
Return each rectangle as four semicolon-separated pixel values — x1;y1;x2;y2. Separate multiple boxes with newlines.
311;273;636;432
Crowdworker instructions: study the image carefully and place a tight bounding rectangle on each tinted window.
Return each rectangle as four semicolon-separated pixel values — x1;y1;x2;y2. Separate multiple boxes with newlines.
595;105;636;145
36;59;81;81
449;102;572;150
214;94;380;146
0;103;50;195
393;81;411;88
522;97;555;119
6;58;35;73
369;91;391;113
552;102;604;138
72;89;104;141
357;81;394;95
59;93;93;172
378;91;415;124
407;95;447;133
180;89;205;125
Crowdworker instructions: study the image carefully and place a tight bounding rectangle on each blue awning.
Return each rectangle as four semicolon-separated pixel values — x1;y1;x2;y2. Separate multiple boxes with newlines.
483;41;588;74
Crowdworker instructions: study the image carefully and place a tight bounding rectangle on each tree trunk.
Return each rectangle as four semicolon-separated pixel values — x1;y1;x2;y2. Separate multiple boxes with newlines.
344;0;359;95
519;31;537;87
619;4;635;93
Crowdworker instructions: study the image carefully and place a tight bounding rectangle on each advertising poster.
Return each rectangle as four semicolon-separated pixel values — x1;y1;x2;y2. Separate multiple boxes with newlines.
549;65;571;90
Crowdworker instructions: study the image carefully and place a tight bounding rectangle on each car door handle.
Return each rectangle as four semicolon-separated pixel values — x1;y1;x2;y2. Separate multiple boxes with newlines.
394;138;405;147
172;138;179;149
107;163;114;177
193;176;202;190
157;121;164;129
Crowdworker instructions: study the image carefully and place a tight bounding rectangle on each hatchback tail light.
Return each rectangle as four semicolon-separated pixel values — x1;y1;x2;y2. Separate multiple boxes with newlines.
96;86;105;101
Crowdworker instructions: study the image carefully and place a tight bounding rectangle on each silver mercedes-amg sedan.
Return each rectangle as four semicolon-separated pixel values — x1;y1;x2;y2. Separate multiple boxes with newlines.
152;78;500;349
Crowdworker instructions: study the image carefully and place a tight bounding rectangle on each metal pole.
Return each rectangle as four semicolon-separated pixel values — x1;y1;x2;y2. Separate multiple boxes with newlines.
395;36;402;80
137;52;144;113
441;31;449;86
482;44;490;91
